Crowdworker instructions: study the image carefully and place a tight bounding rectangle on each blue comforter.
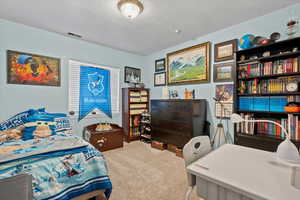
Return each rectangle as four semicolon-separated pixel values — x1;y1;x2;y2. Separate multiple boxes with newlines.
0;135;112;200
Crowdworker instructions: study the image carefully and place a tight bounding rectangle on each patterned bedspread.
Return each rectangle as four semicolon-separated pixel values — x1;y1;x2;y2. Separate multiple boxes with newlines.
0;135;112;200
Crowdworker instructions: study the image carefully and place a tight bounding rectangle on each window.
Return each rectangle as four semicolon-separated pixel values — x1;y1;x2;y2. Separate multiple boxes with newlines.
68;60;120;119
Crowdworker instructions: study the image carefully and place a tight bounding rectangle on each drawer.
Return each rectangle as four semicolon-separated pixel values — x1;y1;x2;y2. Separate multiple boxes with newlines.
90;131;123;152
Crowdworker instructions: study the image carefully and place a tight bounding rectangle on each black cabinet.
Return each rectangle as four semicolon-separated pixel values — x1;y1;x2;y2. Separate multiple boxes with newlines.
151;99;208;148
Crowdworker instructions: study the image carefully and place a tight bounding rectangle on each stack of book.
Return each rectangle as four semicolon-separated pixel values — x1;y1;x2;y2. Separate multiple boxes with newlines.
236;114;300;141
238;57;299;78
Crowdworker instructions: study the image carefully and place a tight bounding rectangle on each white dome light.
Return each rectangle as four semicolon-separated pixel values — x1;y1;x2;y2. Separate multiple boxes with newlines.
118;0;144;20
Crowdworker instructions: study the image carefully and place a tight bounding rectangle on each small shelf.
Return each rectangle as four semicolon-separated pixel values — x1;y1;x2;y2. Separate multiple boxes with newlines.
236;133;300;143
237;92;300;96
238;110;300;115
237;72;300;80
237;51;300;64
140;134;151;139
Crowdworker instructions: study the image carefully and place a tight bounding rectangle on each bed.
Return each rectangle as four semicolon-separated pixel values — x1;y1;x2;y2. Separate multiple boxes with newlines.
0;109;112;200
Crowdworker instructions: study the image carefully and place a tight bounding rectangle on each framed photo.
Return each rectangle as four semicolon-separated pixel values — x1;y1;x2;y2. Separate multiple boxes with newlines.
154;72;166;86
214;39;237;62
124;66;141;83
167;42;211;85
155;58;166;72
7;50;60;86
213;62;235;82
215;84;234;118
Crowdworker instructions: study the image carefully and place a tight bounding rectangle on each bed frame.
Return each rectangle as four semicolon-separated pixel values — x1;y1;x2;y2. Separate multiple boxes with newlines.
71;190;106;200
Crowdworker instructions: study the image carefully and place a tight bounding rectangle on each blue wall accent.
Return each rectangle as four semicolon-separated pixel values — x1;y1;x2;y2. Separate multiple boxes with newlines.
0;19;145;134
143;3;300;140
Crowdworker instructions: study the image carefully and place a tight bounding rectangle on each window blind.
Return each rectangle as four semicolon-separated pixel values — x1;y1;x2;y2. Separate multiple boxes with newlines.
68;60;120;118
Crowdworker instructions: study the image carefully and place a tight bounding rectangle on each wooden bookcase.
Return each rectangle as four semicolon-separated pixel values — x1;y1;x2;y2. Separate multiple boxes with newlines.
234;37;300;152
122;88;150;142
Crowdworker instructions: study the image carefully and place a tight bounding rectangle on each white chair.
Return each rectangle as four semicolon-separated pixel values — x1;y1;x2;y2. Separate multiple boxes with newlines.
0;174;33;200
183;136;212;200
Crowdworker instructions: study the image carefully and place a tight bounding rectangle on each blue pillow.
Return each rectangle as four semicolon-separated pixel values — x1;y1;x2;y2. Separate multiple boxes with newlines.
0;108;45;131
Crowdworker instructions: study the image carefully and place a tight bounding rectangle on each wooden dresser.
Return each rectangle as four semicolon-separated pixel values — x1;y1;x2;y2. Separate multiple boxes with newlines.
151;99;208;148
85;124;124;152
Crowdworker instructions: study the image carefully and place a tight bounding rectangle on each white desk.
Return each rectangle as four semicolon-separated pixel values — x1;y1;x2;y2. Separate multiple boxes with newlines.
187;144;300;200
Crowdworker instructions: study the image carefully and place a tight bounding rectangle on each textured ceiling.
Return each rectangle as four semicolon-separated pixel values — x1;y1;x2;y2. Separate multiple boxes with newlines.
0;0;299;55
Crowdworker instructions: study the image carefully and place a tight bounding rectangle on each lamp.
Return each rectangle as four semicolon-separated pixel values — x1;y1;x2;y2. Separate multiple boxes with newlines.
117;0;144;20
231;113;300;164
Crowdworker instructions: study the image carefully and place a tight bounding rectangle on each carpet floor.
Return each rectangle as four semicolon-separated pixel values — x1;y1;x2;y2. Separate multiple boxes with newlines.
103;141;200;200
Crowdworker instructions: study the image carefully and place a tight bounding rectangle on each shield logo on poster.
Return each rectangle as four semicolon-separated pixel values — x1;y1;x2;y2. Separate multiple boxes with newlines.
88;72;104;96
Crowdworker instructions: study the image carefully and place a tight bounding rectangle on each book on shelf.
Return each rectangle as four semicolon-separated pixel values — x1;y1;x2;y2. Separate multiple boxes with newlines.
238;77;298;95
129;90;148;102
238;57;299;79
238;96;289;112
239;95;300;112
130;127;140;136
236;114;300;141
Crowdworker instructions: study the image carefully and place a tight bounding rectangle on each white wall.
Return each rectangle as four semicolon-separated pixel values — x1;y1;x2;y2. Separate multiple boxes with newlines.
143;3;300;139
0;19;145;134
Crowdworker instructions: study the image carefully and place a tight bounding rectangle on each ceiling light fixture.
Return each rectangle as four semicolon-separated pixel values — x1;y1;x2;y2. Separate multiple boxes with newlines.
117;0;144;20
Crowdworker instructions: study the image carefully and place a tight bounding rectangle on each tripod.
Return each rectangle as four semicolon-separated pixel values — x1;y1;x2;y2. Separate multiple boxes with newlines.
211;98;233;149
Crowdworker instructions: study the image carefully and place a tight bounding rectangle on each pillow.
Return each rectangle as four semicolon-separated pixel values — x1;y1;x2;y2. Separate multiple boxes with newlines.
54;117;71;132
0;108;45;131
31;112;71;133
22;121;56;141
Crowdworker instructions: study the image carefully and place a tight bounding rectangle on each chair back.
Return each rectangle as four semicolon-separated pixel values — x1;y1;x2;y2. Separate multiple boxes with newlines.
183;136;212;167
0;174;33;200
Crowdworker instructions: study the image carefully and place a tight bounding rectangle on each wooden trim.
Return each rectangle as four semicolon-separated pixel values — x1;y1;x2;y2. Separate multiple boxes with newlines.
71;190;106;200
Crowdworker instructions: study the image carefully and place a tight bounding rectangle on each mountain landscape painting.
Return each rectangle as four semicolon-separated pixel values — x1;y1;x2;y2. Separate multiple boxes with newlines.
167;42;210;85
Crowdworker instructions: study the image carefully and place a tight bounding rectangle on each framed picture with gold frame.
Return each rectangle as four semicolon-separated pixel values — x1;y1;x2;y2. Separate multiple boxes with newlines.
167;42;211;85
214;39;237;62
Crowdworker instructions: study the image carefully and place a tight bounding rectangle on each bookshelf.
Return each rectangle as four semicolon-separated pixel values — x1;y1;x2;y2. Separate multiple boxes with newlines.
234;37;300;152
122;88;150;142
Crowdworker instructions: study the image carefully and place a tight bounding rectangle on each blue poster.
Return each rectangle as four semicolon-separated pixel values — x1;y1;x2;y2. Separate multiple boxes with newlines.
79;66;112;121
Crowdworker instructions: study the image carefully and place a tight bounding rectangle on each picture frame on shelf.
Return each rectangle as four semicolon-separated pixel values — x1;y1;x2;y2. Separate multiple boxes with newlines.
7;50;61;86
167;42;211;85
124;66;141;83
155;58;166;72
154;72;166;86
213;62;235;82
214;39;237;62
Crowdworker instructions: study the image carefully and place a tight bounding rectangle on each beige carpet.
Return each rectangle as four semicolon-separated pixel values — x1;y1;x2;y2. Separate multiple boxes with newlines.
103;141;200;200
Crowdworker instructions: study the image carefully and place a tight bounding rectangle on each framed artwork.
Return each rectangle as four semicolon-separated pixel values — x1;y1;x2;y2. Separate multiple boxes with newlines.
7;50;60;86
124;66;141;83
213;62;235;82
155;58;166;72
154;72;166;86
215;84;234;118
167;42;211;85
214;39;237;62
